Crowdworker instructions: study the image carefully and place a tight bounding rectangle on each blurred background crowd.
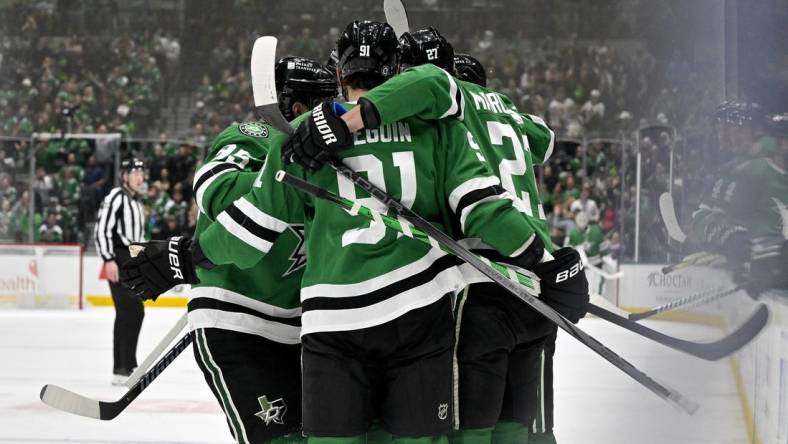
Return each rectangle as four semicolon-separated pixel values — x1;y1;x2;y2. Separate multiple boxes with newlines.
0;0;784;262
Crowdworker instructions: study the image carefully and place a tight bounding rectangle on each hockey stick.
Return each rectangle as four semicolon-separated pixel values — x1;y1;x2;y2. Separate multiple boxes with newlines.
586;303;766;361
628;286;742;322
662;251;726;274
40;331;193;420
590;293;630;317
384;0;410;37
125;312;187;387
253;36;698;414
578;248;623;280
277;171;767;363
659;192;687;243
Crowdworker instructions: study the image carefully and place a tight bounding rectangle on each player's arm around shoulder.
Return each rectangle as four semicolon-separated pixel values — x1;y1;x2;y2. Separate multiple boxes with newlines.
440;119;542;268
197;141;307;270
359;63;464;128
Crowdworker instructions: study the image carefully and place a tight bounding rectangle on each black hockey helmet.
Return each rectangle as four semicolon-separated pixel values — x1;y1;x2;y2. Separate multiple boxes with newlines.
120;158;145;173
336;20;398;81
454;53;487;87
325;49;339;75
398;27;455;73
275;56;337;120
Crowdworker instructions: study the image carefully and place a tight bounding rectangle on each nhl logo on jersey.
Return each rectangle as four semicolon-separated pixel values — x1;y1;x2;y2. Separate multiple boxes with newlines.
437;403;448;420
239;122;269;138
255;395;287;426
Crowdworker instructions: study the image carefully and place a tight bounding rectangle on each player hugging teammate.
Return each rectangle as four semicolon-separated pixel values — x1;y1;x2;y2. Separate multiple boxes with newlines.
120;19;589;444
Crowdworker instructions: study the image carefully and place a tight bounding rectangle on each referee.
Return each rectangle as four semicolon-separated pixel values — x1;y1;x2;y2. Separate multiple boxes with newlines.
94;158;147;385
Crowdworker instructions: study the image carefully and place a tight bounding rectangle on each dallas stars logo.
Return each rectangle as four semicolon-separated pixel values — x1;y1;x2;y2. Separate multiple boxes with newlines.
283;225;306;276
239;121;269;138
255;395;287;426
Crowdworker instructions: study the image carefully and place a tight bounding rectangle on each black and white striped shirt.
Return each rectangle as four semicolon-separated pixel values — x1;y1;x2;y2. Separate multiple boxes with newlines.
94;187;146;261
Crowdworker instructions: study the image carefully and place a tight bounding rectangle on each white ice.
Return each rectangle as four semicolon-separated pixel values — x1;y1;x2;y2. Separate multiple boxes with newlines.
0;308;746;444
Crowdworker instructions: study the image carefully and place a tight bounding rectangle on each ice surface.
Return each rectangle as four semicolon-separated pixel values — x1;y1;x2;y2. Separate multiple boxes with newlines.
0;308;746;443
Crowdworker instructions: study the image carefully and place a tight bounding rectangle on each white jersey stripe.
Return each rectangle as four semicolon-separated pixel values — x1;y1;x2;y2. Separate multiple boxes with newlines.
188;309;300;344
448;176;501;213
300;265;463;335
234;196;289;234
216;211;274;253
438;68;463;120
194;162;237;214
188;286;301;318
301;249;449;300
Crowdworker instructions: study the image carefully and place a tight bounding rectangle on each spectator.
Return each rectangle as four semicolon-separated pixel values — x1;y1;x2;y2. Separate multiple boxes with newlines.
39;212;63;242
581;89;605;129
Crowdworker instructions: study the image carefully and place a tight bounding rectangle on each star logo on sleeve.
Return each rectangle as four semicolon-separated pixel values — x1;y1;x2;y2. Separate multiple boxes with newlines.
255;395;287;426
283;224;307;276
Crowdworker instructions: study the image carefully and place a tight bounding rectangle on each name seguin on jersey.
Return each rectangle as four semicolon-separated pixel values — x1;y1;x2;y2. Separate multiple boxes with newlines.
353;122;412;145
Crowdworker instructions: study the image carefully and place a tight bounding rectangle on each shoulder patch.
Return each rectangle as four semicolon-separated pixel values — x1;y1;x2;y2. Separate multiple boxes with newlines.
239;121;269;138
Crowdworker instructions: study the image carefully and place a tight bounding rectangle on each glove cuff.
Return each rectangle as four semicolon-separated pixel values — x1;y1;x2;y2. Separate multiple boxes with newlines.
511;235;545;271
358;97;382;129
189;238;215;271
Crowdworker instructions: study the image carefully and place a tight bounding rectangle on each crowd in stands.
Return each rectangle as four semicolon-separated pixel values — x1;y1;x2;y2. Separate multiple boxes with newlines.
0;0;727;262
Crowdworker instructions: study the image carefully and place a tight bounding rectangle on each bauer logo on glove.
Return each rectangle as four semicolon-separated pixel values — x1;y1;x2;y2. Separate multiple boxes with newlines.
119;236;203;301
281;101;354;170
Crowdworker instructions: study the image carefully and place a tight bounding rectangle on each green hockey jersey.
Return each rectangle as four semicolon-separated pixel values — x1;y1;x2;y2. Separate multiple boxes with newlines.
692;157;788;242
198;104;539;335
190;121;303;344
566;224;609;265
361;63;555;255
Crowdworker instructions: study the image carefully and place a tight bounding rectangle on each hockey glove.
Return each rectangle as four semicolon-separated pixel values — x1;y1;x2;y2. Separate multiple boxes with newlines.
281;102;354;170
120;236;210;301
704;222;751;264
533;247;589;323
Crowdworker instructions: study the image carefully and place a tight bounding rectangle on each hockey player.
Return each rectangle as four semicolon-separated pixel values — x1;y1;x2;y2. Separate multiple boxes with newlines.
123;20;560;443
286;28;588;444
691;109;788;297
124;57;336;444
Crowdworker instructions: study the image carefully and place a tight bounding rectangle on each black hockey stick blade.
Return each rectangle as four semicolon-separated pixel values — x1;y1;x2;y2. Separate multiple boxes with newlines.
40;331;193;420
251;40;698;415
384;0;410;37
629;286;741;322
251;36;293;136
587;303;768;361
